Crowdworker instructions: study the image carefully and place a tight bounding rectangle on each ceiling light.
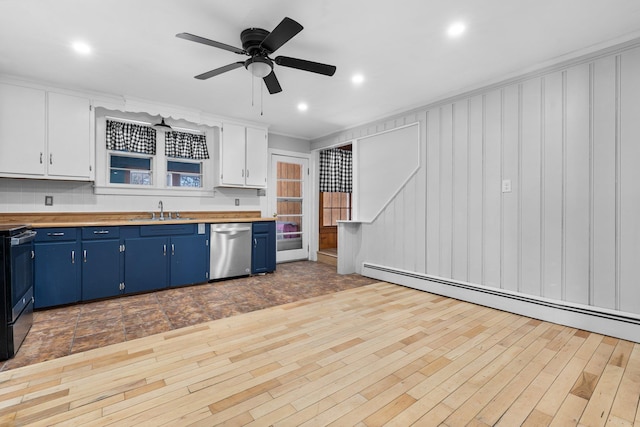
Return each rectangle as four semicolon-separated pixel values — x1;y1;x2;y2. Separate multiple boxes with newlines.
153;117;173;131
297;103;308;112
447;22;466;38
245;56;273;78
351;74;365;85
72;41;91;55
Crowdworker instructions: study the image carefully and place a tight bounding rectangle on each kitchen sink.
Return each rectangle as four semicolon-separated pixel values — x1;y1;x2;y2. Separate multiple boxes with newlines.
128;217;195;222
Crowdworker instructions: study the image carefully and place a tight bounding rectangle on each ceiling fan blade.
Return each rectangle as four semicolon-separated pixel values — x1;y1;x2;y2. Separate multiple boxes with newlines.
275;56;337;76
176;32;245;55
259;17;303;53
263;71;283;94
195;62;245;80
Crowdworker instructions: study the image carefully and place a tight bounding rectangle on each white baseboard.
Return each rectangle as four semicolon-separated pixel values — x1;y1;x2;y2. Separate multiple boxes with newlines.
362;262;640;343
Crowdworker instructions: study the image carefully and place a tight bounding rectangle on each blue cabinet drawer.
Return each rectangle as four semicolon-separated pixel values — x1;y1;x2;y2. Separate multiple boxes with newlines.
82;226;120;240
140;224;195;236
252;221;273;234
35;227;77;242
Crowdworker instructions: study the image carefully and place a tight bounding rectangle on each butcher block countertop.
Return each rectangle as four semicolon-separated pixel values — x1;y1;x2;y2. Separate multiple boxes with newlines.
0;211;275;228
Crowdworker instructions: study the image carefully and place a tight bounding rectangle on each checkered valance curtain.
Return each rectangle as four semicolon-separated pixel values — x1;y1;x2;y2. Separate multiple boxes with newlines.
106;120;156;155
165;131;209;160
319;148;352;193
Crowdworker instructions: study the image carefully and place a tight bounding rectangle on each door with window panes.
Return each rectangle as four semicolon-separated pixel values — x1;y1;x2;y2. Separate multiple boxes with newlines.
270;154;309;262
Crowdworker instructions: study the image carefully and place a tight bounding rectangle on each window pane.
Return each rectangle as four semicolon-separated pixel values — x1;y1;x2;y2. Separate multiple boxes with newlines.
278;200;302;215
167;161;201;173
278;216;302;234
110;154;152;185
111;155;151;170
320;192;352;226
166;160;202;188
278;162;301;179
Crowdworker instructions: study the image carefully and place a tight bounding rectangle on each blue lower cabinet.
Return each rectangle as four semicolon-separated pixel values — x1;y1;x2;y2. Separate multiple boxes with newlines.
32;222;220;308
81;239;122;300
124;237;169;293
34;240;81;308
252;221;276;274
170;234;209;287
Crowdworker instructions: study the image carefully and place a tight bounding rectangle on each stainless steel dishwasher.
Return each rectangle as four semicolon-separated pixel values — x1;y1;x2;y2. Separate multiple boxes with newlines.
210;223;252;280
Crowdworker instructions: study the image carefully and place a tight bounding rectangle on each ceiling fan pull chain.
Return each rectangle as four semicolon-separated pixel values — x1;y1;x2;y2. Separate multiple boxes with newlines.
261;80;264;116
251;75;255;107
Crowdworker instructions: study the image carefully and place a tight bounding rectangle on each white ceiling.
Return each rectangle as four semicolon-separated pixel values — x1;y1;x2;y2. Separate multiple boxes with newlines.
2;1;640;140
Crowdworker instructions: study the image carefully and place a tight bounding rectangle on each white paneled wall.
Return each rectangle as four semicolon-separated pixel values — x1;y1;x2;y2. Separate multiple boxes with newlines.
315;42;640;317
620;48;640;313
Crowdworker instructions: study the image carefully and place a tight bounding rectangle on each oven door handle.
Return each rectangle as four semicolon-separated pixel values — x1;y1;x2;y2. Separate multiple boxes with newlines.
10;230;37;246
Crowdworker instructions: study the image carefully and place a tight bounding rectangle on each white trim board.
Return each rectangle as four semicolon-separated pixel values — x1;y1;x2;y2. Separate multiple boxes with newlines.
362;262;640;343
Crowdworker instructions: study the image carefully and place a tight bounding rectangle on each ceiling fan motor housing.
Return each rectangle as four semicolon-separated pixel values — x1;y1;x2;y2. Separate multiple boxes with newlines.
241;28;270;55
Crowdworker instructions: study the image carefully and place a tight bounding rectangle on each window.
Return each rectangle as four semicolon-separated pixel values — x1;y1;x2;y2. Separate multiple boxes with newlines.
95;111;215;196
321;192;351;226
109;154;152;185
166;160;202;188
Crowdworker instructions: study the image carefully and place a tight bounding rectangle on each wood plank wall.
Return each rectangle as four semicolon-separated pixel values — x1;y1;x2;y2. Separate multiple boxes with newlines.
314;42;640;316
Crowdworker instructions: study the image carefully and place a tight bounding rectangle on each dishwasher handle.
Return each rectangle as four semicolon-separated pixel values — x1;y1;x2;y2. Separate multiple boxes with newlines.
211;227;252;233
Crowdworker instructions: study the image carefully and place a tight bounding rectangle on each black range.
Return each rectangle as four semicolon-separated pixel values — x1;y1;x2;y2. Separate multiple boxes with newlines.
0;224;36;360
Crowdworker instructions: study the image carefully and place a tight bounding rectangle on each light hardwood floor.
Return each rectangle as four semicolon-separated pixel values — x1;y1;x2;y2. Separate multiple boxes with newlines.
0;282;638;426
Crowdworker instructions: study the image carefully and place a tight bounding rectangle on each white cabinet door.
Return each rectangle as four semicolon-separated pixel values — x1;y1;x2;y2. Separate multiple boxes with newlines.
220;123;246;186
0;83;46;176
47;92;92;179
245;127;267;188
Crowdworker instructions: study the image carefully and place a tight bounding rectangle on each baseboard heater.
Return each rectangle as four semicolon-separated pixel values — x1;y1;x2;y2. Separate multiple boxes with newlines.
362;262;640;343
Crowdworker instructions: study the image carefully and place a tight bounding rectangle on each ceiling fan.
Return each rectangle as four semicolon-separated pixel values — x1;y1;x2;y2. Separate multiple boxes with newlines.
176;17;337;94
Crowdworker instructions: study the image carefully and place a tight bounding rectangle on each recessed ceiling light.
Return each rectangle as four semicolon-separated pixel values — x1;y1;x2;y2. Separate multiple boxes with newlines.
447;22;466;38
352;74;365;85
297;103;308;112
72;41;92;55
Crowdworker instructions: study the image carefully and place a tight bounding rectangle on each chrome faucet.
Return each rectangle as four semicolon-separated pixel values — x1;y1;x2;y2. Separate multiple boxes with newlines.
158;200;164;220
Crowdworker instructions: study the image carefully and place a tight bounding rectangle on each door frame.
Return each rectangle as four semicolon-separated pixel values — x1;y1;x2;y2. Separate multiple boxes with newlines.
268;149;312;263
310;141;355;262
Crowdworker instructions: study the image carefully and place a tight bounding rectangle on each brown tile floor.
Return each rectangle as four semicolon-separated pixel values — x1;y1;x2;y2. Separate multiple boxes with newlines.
1;261;377;372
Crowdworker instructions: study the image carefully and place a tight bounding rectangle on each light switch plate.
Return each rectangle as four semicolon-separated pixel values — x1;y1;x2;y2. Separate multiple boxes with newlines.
45;195;53;206
502;179;512;193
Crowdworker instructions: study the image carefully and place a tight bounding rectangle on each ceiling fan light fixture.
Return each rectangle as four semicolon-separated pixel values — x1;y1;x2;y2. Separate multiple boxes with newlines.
246;56;273;78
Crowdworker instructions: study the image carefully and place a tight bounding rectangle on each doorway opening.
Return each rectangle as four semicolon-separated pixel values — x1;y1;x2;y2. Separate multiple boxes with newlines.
317;144;352;266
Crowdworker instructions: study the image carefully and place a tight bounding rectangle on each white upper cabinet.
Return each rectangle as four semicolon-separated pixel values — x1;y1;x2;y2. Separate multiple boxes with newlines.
219;123;247;186
245;126;268;187
217;123;267;188
0;83;93;181
0;83;46;176
47;92;92;179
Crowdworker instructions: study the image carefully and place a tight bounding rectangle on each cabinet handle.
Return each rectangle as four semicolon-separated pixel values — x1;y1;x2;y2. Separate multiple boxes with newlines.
40;152;43;164
246;169;250;178
47;232;65;237
241;169;244;177
171;244;175;255
93;230;110;234
254;238;257;248
83;250;87;263
71;250;75;264
50;153;53;165
31;250;35;259
163;244;166;256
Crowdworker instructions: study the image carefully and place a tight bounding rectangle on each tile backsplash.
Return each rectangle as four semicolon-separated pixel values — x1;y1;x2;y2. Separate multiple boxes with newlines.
0;178;266;214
